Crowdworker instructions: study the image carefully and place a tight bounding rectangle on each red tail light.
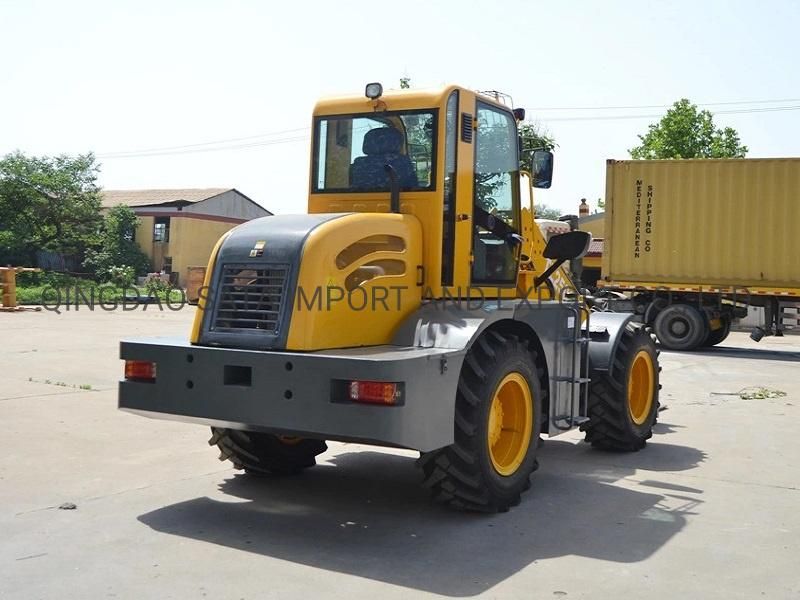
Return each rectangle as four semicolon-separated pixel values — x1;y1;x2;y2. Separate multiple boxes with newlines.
349;380;400;405
125;360;156;382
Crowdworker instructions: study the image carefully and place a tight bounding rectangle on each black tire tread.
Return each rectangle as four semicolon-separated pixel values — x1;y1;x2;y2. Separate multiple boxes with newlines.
418;332;543;513
654;303;706;351
209;428;327;476
703;315;732;347
581;324;661;451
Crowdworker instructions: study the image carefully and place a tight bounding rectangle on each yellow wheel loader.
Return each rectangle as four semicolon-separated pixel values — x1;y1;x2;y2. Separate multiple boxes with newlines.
119;83;660;512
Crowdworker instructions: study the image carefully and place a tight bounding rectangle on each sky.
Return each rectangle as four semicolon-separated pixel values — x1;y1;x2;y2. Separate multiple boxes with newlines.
2;0;799;216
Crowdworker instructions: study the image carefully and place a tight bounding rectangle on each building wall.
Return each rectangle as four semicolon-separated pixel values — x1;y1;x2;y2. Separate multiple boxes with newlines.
169;217;241;286
136;215;155;252
578;213;605;239
125;189;270;286
135;215;157;270
187;190;270;220
133;214;241;285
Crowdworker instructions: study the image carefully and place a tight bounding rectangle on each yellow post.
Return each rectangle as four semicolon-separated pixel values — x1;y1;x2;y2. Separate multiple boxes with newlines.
1;269;15;308
0;267;40;310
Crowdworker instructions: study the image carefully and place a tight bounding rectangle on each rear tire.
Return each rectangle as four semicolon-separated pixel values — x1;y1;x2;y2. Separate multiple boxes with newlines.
581;323;660;451
418;331;543;512
653;304;706;350
703;315;731;347
209;428;327;475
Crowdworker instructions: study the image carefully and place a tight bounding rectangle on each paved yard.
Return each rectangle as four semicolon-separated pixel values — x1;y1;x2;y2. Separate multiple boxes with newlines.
1;308;798;599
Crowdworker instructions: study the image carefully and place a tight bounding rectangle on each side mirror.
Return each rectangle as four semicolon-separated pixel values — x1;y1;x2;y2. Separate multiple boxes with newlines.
531;149;554;189
534;230;591;288
543;230;591;260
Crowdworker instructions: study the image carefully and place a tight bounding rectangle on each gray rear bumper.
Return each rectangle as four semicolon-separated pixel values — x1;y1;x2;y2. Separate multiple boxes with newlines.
119;338;464;452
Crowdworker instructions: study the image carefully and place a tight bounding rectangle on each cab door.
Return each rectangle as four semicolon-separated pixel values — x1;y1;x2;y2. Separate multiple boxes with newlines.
469;99;522;292
443;92;522;297
440;88;468;291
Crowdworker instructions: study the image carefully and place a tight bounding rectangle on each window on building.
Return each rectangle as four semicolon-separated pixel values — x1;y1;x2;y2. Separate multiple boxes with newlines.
162;256;173;274
153;217;170;242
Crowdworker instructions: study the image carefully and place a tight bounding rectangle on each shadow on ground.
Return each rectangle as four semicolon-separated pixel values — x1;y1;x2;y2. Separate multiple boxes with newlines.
652;420;685;434
139;438;706;596
661;345;800;363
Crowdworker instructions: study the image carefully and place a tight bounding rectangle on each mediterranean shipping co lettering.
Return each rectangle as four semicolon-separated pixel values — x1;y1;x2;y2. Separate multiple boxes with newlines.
634;179;655;259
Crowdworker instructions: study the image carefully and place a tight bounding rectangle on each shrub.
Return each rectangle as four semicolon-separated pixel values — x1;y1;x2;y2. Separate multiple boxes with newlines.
144;275;170;296
84;205;150;279
106;265;136;288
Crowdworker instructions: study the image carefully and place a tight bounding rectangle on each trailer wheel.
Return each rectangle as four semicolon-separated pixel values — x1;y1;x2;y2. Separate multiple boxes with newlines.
703;315;731;347
209;428;327;475
653;304;707;350
581;324;660;451
418;331;542;512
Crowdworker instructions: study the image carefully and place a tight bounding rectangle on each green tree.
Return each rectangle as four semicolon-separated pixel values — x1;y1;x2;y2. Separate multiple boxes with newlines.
534;204;562;220
475;120;557;212
629;99;748;159
83;205;151;279
518;122;556;171
0;152;102;265
518;122;558;219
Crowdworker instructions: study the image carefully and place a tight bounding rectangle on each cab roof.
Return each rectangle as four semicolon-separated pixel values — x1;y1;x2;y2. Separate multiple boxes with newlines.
312;84;508;116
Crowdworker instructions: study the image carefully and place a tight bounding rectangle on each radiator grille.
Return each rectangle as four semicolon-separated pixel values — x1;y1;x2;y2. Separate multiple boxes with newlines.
212;264;288;333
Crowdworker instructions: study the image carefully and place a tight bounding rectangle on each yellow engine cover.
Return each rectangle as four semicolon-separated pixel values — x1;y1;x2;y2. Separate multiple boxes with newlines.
286;213;423;351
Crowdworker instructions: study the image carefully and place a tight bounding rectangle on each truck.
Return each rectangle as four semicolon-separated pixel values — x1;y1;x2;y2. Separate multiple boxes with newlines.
119;84;661;512
597;158;800;350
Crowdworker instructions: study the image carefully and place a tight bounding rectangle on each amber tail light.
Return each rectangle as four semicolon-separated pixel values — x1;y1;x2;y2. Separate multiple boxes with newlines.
124;360;156;383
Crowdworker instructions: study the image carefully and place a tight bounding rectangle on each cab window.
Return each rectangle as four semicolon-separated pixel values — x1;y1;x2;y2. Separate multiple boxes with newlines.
441;91;458;286
314;111;436;192
471;102;520;285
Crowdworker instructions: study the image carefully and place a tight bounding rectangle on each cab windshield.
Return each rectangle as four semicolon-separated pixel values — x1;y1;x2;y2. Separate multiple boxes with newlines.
313;110;436;193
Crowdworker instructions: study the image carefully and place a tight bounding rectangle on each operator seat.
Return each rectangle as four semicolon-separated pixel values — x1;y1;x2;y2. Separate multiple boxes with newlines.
351;127;418;189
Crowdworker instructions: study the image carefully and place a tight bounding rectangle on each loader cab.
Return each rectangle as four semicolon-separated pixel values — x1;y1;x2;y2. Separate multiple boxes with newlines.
308;84;546;300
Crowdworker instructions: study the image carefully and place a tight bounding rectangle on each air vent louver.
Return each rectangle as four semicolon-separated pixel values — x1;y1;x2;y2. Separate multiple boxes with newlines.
212;264;288;333
461;113;473;143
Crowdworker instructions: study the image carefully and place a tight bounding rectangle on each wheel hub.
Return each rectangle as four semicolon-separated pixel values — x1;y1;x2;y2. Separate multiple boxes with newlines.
488;399;504;447
487;372;533;476
669;318;689;337
627;350;655;425
277;435;303;445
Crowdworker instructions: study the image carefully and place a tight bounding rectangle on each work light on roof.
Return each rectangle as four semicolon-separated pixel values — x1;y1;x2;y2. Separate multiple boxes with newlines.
365;82;383;100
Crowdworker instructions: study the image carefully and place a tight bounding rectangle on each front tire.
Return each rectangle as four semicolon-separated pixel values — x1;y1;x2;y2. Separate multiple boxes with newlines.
418;331;543;512
210;428;327;475
581;323;660;451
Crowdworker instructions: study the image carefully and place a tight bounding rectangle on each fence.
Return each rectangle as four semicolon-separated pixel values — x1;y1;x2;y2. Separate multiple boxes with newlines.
34;251;80;272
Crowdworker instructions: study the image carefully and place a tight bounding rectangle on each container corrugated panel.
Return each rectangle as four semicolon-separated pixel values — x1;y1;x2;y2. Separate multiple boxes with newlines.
603;158;800;289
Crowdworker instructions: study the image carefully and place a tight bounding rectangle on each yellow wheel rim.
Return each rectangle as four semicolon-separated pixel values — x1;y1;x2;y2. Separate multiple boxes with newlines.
628;350;655;425
277;435;303;445
487;372;533;476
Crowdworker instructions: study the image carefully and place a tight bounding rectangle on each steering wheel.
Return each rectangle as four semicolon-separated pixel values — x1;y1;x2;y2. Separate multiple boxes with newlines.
474;206;524;246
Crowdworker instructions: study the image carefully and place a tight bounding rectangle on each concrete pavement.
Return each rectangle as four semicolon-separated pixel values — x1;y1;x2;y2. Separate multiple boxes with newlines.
1;308;798;599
